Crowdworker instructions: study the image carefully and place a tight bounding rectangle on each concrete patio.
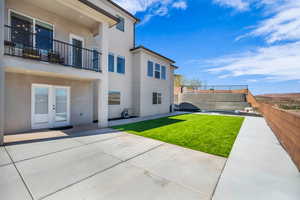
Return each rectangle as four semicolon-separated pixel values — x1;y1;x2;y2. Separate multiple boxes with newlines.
0;128;225;200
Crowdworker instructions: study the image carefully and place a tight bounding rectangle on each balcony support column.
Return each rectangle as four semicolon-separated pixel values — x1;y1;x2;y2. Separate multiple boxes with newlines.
96;22;109;128
0;0;4;58
0;68;5;145
0;0;4;145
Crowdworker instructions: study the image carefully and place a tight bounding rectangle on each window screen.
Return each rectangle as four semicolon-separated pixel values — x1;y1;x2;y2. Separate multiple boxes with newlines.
108;91;121;105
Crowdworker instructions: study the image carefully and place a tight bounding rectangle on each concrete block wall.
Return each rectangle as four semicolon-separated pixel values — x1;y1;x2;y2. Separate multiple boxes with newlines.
180;93;249;111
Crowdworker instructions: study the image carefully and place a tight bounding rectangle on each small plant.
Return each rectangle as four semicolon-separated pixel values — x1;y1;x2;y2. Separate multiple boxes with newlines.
22;48;41;59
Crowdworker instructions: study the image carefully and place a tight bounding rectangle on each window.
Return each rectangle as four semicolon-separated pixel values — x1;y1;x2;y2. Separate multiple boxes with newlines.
117;56;125;74
10;11;54;50
10;12;33;47
35;20;53;50
108;53;115;72
152;92;162;105
116;16;125;32
108;91;121;105
147;61;154;77
161;66;166;80
155;64;161;79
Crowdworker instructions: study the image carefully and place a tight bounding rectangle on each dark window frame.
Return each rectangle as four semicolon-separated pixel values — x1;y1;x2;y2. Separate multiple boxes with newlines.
117;56;125;74
10;11;54;50
116;16;125;32
161;66;167;80
108;53;115;72
152;92;162;105
155;63;161;79
147;61;154;77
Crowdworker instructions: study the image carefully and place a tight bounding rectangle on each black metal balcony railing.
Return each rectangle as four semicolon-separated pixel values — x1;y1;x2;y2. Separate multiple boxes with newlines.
3;25;101;72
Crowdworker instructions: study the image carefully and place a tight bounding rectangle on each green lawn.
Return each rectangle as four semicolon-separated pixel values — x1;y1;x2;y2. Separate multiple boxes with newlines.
113;114;245;157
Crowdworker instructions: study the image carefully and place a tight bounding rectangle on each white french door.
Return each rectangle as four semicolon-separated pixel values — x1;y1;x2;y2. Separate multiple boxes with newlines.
32;84;70;129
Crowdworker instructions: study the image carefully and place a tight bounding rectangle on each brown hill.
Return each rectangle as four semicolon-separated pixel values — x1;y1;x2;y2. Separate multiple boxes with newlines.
257;93;300;100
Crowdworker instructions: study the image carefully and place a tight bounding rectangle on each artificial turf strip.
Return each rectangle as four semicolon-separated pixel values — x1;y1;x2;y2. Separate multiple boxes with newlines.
113;114;245;157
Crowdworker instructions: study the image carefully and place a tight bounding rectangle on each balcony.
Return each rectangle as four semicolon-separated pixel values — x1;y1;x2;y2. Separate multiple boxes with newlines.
3;25;102;73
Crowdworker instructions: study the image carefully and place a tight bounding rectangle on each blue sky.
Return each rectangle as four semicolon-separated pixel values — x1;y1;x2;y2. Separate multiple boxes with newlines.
113;0;300;95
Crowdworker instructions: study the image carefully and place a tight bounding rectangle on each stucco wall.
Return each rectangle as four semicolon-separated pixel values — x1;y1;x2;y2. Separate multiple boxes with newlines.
131;52;142;116
3;0;175;123
5;72;94;133
71;0;135;119
133;51;174;117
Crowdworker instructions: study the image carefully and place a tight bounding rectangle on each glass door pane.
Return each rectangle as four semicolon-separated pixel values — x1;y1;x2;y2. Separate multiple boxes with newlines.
32;86;51;129
35;87;49;115
55;88;68;123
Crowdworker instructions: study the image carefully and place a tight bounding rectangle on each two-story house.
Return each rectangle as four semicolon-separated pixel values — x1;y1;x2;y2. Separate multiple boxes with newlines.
0;0;178;145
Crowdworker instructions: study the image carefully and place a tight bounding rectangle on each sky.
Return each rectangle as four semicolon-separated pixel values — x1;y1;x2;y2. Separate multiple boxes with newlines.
113;0;300;95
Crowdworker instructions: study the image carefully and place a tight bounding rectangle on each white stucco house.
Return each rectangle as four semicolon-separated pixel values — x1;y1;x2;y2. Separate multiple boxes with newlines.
0;0;178;144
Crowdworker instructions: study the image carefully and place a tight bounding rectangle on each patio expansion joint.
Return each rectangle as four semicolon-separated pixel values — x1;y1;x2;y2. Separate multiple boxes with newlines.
9;134;126;165
210;156;229;200
73;133;127;146
38;142;165;200
0;162;13;168
4;146;35;200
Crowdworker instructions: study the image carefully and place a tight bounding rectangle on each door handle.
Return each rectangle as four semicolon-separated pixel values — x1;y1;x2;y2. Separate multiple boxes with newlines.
52;105;56;110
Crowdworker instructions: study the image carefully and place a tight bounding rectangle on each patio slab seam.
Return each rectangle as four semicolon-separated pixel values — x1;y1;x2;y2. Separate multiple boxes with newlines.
0;162;14;168
71;133;127;146
38;143;165;200
6;133;126;165
4;146;34;200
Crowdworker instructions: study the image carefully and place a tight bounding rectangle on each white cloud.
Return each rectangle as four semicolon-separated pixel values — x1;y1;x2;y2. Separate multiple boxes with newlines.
112;0;159;14
213;0;250;11
206;0;300;82
172;1;188;10
249;1;300;43
206;42;300;81
112;0;187;24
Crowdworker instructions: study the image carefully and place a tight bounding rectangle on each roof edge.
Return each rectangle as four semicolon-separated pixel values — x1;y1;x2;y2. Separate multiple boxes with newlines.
106;0;141;23
171;64;179;69
130;46;175;64
78;0;120;24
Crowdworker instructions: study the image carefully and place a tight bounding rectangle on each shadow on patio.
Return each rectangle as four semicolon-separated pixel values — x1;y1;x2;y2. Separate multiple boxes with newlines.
4;124;118;146
112;117;186;132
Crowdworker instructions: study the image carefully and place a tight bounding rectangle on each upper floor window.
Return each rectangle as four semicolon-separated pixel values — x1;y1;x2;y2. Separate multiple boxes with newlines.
161;66;166;80
155;64;161;79
117;56;125;74
108;53;115;72
10;11;54;50
147;61;154;77
116;16;125;32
